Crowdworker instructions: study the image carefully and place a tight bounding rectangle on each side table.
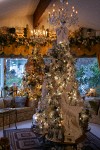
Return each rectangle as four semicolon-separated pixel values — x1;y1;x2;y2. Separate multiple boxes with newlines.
0;108;17;136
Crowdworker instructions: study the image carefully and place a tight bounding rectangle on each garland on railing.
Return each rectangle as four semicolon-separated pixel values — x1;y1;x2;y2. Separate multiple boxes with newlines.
69;28;100;68
0;26;53;56
0;27;100;48
69;28;100;50
0;34;52;48
0;27;100;57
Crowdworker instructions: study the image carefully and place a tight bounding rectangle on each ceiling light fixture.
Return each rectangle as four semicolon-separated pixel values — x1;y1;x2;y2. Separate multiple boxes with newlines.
48;0;78;28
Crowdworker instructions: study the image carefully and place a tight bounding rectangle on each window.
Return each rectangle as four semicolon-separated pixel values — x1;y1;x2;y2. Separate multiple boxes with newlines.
0;59;4;97
0;58;27;97
75;57;100;96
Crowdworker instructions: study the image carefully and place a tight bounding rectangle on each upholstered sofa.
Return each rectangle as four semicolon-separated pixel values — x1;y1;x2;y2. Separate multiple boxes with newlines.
0;96;38;127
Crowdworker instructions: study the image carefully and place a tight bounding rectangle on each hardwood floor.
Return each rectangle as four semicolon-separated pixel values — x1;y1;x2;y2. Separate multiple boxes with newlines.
0;119;100;138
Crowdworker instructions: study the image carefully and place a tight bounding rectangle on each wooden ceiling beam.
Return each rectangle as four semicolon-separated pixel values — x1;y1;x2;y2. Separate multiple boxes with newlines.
33;0;51;28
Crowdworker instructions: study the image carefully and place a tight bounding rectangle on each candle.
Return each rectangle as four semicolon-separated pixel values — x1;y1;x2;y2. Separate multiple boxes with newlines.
66;2;68;5
48;12;51;18
31;30;33;36
59;9;60;16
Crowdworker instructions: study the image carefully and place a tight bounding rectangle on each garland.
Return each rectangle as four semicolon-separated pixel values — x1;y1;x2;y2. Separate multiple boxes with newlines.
69;28;100;50
0;27;100;57
69;28;100;68
0;34;52;48
0;32;52;57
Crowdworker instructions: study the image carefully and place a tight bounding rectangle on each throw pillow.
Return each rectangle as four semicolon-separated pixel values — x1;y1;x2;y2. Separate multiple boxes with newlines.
15;96;27;108
3;97;15;108
0;98;4;108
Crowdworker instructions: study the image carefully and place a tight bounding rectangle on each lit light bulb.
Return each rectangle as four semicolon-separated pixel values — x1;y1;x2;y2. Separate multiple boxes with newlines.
55;76;58;80
66;2;68;5
73;9;75;12
53;3;55;7
34;116;37;120
31;30;33;36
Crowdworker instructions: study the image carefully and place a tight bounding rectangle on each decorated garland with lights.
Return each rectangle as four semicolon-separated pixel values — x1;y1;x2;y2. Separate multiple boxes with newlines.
69;28;100;50
0;26;51;47
0;26;52;57
0;26;100;57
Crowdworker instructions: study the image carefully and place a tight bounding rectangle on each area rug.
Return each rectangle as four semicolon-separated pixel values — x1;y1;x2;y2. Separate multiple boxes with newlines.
4;128;100;150
4;128;44;150
81;132;100;150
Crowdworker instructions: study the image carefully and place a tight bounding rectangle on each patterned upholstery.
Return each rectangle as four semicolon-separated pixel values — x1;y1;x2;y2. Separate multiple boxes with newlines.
15;96;27;107
0;99;38;127
3;97;15;108
0;98;4;108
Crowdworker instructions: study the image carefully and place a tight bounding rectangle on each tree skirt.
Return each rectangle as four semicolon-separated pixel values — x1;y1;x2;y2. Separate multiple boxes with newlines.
4;128;100;150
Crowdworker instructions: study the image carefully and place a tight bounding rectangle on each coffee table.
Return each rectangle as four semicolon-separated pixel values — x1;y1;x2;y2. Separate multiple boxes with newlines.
0;108;17;135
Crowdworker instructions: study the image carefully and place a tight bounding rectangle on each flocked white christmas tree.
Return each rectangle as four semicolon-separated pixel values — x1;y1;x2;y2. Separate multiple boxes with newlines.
32;22;90;143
